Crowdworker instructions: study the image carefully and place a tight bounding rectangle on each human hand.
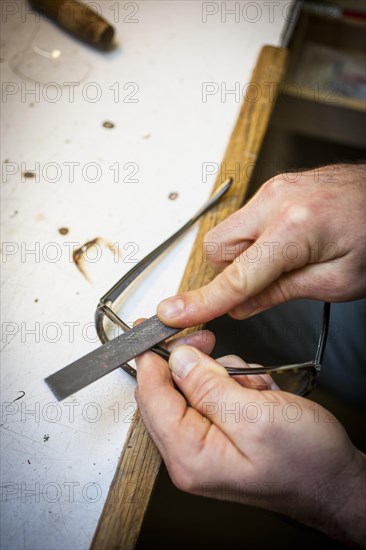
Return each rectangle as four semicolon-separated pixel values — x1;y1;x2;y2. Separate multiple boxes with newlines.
135;335;366;546
157;164;366;327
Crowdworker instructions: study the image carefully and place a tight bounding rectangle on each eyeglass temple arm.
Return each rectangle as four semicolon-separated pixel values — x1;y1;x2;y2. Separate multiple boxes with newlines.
153;301;331;374
315;301;330;365
95;178;233;342
99;178;232;305
151;346;317;376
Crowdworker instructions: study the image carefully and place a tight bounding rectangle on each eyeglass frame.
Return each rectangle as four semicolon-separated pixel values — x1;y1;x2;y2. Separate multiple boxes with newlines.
94;177;330;396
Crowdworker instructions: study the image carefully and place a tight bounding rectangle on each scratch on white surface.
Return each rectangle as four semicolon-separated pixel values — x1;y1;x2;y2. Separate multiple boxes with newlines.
1;426;71;460
57;500;66;527
0;333;18;353
39;421;92;436
1;431;46;472
2;425;40;447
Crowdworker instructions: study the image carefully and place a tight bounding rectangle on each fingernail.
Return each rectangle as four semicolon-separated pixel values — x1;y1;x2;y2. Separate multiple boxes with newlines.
170;347;199;379
158;297;185;320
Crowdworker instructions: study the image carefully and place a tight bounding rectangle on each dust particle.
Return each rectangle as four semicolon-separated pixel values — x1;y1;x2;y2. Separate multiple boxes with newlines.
23;172;36;179
58;227;69;235
142;133;151;139
168;192;179;201
43;434;50;442
103;121;115;129
34;298;38;303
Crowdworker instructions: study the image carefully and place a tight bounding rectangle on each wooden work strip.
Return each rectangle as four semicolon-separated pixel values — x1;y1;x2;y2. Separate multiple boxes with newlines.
90;45;288;550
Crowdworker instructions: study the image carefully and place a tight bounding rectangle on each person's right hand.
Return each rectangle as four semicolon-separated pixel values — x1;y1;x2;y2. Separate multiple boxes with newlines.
135;337;366;547
157;164;366;327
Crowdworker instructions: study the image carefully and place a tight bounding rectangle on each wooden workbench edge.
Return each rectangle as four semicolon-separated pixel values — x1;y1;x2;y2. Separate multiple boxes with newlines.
90;44;288;550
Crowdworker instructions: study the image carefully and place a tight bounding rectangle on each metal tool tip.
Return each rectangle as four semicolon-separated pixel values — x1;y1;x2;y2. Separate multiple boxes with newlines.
45;374;69;401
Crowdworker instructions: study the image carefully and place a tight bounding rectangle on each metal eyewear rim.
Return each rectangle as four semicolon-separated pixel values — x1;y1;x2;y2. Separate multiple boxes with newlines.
94;178;330;396
96;301;329;396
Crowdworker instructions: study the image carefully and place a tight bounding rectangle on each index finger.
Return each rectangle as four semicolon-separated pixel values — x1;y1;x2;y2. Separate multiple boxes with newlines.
157;207;312;326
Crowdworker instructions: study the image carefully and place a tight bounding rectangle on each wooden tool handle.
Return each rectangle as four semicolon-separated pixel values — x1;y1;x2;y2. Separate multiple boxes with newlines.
30;0;115;49
90;45;288;550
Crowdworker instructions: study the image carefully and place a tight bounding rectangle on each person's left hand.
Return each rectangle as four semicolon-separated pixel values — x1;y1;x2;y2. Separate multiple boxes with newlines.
135;330;366;546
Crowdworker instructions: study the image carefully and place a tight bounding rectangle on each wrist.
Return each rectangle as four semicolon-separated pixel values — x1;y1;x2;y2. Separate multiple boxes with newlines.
304;449;366;547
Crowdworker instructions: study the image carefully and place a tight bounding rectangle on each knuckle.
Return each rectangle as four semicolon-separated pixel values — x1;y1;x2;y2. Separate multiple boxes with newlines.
280;202;311;233
203;233;221;264
168;461;198;493
261;174;287;195
220;263;247;298
204;225;219;244
269;278;298;302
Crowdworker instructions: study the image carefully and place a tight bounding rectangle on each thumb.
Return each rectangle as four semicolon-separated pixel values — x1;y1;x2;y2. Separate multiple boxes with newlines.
168;345;263;441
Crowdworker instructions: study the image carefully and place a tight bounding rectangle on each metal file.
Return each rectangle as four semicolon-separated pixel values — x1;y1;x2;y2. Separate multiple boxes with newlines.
45;315;180;400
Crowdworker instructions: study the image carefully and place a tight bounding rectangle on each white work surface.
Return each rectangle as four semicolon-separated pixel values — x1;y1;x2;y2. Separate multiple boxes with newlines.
1;2;288;548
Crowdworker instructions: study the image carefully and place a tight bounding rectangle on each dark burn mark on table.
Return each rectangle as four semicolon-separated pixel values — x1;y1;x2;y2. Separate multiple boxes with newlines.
73;237;122;283
73;239;99;283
